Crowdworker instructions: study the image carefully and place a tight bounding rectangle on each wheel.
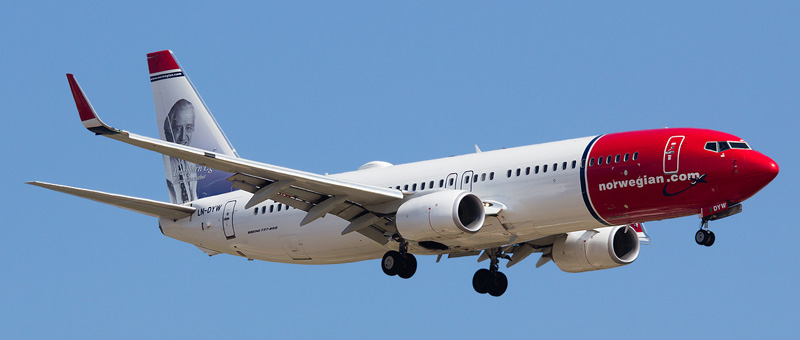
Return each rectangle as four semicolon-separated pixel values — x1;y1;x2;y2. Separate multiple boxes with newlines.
704;231;715;247
382;251;403;276
472;269;492;294
398;254;417;279
695;230;707;245
488;272;508;297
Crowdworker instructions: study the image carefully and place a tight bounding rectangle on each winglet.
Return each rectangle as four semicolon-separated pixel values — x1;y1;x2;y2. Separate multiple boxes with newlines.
66;74;119;135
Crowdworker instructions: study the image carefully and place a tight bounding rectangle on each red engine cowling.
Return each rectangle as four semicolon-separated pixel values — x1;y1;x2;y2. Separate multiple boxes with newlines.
395;190;485;241
552;225;640;273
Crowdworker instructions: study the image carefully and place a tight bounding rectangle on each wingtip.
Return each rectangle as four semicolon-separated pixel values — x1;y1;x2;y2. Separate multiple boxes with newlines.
26;181;51;189
65;74;119;135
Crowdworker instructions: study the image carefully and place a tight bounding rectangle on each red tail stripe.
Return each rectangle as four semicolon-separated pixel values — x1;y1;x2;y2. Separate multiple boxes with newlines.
147;50;180;74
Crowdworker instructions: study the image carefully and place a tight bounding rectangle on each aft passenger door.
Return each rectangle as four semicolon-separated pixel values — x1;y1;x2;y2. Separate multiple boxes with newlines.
222;200;236;239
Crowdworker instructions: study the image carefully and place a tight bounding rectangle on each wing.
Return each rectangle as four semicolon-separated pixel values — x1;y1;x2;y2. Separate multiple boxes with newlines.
27;181;196;220
67;74;404;244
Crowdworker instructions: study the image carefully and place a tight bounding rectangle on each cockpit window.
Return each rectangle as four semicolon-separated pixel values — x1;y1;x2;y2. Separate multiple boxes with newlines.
729;142;751;149
706;141;750;152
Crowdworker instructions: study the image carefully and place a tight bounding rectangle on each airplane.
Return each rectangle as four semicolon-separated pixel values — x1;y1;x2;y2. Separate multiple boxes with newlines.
29;50;779;297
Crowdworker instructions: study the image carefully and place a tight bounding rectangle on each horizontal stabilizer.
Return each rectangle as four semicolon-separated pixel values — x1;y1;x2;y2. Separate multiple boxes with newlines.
27;181;196;220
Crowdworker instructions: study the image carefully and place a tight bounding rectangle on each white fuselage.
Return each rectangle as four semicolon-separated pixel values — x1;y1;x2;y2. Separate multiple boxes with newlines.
160;136;605;264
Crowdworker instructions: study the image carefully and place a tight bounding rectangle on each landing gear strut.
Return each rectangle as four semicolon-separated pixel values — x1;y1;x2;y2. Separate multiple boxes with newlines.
695;219;715;247
472;249;508;297
381;239;417;279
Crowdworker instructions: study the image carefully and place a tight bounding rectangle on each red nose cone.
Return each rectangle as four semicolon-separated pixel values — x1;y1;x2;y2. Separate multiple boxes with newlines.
747;152;779;187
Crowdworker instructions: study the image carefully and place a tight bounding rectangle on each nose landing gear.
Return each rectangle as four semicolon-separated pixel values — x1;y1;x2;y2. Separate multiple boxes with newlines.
695;219;715;247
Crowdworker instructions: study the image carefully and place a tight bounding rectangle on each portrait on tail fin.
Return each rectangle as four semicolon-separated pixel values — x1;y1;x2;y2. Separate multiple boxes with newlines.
164;99;199;203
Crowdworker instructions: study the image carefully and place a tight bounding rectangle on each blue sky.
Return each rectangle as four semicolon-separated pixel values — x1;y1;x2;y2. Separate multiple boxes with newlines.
2;1;798;339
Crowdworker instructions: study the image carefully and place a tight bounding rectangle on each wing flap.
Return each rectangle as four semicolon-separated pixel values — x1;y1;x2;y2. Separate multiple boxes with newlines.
27;181;195;220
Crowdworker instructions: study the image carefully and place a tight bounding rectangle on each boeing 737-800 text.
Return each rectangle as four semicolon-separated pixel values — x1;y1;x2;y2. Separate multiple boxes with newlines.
29;50;779;297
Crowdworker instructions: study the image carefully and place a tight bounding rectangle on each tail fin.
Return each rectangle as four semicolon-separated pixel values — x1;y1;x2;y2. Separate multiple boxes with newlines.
148;50;238;203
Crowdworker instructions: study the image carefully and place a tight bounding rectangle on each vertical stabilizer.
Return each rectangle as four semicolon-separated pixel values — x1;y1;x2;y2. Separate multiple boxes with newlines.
148;50;238;204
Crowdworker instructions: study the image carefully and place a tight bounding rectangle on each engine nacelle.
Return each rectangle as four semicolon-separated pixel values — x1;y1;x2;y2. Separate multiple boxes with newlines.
395;190;485;241
552;225;640;273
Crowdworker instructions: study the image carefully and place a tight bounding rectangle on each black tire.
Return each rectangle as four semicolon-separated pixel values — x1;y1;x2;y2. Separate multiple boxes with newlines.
382;251;403;276
398;254;417;279
695;230;707;245
472;269;492;294
705;231;716;247
488;271;508;297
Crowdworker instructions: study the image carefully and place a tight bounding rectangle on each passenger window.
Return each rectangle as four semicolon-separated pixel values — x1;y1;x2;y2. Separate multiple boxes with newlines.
624;153;630;161
277;205;282;212
526;167;531;175
421;182;426;190
464;177;469;184
430;181;434;188
396;185;400;190
589;158;595;166
563;161;568;170
412;183;417;191
404;184;409;191
543;164;548;172
490;172;495;180
571;160;577;169
481;173;486;181
262;206;266;214
507;170;512;178
439;180;444;187
473;174;478;182
270;205;274;213
254;208;258;215
535;165;540;174
598;157;603;165
516;168;521;176
615;155;620;163
449;178;455;186
606;156;612;164
553;163;558;171
633;152;639;160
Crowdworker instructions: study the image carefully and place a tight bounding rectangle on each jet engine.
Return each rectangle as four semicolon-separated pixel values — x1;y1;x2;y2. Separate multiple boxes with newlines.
551;225;640;273
395;190;485;241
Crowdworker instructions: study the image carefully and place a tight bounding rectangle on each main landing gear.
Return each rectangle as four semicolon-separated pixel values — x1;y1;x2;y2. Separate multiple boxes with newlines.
381;239;417;279
472;249;508;297
695;218;715;247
